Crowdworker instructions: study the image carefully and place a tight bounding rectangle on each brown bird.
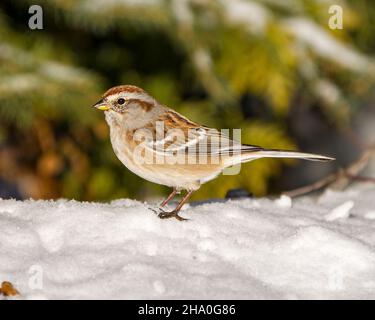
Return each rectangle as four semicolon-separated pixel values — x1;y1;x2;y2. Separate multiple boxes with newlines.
93;85;334;221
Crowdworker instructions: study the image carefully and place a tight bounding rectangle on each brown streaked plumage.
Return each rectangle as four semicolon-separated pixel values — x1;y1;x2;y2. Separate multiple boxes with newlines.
103;85;145;98
127;98;154;112
93;85;335;221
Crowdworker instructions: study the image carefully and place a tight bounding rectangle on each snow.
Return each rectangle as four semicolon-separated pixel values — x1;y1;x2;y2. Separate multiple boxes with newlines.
325;200;354;221
1;184;375;300
365;211;375;220
274;195;292;208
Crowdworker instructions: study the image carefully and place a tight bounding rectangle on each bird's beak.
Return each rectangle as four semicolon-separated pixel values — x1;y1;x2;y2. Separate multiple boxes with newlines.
92;99;110;111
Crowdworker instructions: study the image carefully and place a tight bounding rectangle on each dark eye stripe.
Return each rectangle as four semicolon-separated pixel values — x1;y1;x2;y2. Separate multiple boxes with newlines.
117;98;125;105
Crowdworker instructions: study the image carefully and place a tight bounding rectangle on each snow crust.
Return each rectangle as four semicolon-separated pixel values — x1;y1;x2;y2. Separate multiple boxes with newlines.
1;184;375;299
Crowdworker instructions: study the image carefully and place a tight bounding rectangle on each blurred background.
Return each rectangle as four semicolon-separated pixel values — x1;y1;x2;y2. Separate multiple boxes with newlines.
0;0;374;202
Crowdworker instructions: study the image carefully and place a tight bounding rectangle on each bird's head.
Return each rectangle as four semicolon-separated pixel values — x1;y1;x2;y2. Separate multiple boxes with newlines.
93;85;165;130
92;85;156;114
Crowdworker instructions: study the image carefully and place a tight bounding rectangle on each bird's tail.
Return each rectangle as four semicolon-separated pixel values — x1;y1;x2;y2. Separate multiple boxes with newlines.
240;149;335;163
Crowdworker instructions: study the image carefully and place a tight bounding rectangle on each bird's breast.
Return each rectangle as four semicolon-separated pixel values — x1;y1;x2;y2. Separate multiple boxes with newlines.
107;123;225;190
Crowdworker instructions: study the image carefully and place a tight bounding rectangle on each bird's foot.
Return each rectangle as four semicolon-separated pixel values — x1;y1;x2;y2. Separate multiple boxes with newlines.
157;209;188;221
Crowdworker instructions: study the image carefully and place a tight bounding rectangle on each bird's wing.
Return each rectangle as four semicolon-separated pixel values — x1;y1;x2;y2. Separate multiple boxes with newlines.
137;110;334;163
141;111;262;156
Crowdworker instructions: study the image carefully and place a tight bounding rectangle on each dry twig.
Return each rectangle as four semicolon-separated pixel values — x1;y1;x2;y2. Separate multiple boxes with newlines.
283;145;375;198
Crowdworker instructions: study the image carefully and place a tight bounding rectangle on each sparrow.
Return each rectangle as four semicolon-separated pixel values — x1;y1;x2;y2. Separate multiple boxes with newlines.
93;85;334;221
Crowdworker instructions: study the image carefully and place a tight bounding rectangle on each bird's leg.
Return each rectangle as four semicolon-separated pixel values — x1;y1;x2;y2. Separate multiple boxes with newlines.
159;189;178;208
149;189;178;216
158;190;194;221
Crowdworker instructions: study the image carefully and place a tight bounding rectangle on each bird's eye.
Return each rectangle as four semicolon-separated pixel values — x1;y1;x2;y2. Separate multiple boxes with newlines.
117;98;126;105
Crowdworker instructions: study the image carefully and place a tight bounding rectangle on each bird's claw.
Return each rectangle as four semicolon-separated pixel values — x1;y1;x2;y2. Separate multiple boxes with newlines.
147;204;189;221
157;209;188;221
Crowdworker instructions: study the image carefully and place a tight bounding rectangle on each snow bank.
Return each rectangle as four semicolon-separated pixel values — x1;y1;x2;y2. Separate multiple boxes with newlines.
1;184;375;300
